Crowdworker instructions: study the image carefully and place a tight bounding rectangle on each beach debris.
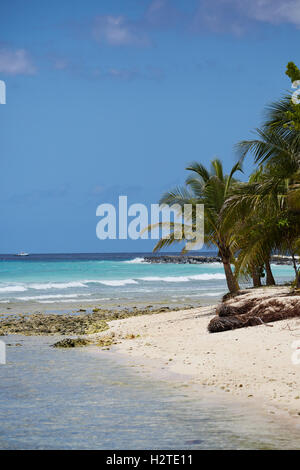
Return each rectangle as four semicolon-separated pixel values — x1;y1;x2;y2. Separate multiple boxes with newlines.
208;292;300;333
124;333;137;339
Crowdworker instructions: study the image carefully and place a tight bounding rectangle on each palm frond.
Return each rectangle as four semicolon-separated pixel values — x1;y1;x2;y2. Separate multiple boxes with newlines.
185;162;210;182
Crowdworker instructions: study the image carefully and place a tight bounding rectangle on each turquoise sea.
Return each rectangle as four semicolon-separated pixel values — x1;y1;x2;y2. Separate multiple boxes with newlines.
0;253;295;308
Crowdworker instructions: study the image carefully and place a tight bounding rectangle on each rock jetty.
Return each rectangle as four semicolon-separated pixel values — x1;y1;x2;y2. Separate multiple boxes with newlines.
143;255;295;265
144;255;221;264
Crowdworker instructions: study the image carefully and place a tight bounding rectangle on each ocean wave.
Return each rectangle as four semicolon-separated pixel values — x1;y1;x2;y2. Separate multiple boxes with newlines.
28;281;87;290
140;276;190;283
0;285;27;293
18;294;90;301
84;273;226;285
37;297;110;304
123;257;146;264
140;273;225;283
0;273;225;297
96;279;138;287
188;274;225;280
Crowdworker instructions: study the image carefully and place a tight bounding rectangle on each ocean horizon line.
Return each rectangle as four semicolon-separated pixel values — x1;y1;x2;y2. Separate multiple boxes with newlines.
0;250;218;257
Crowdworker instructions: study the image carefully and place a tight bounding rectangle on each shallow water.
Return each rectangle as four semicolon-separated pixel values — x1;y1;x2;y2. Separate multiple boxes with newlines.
0;335;299;450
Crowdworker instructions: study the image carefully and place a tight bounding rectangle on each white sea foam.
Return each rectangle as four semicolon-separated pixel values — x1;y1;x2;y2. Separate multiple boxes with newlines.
37;297;110;304
0;285;27;293
28;281;87;290
188;274;225;280
140;273;225;283
84;279;139;286
124;257;146;264
0;273;226;297
97;279;138;287
18;294;89;301
141;276;190;283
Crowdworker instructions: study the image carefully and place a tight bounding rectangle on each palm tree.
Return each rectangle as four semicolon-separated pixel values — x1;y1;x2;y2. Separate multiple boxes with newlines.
226;99;300;287
238;97;300;202
229;211;277;287
221;167;281;287
153;159;242;294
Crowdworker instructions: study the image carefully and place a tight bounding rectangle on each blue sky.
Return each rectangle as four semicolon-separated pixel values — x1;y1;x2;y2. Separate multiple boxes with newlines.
1;0;300;253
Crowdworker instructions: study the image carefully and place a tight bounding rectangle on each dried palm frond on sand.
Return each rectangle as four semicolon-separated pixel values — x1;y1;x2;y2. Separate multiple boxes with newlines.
208;289;300;333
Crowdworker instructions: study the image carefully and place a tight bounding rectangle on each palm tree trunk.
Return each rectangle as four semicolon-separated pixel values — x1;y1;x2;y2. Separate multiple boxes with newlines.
291;253;300;288
252;268;262;287
265;259;276;286
222;257;239;294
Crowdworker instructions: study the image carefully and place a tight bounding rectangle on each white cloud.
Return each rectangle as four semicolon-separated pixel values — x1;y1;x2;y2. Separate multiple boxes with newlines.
226;0;300;26
247;0;300;26
191;0;300;34
92;15;150;46
90;1;300;49
0;47;36;75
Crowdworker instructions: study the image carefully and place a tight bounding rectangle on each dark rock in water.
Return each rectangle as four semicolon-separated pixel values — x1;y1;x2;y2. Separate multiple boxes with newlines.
184;439;203;445
270;256;296;265
144;255;221;264
143;254;295;265
52;338;91;348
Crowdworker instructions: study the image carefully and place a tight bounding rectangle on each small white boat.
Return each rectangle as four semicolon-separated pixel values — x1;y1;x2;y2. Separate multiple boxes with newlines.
15;252;29;257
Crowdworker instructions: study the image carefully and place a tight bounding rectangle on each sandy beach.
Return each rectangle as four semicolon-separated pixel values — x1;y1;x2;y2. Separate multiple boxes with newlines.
92;286;300;422
2;282;300;431
2;284;300;448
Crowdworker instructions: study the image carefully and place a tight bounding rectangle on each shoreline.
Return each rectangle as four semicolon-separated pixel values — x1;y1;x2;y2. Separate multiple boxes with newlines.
1;285;300;427
91;286;300;423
